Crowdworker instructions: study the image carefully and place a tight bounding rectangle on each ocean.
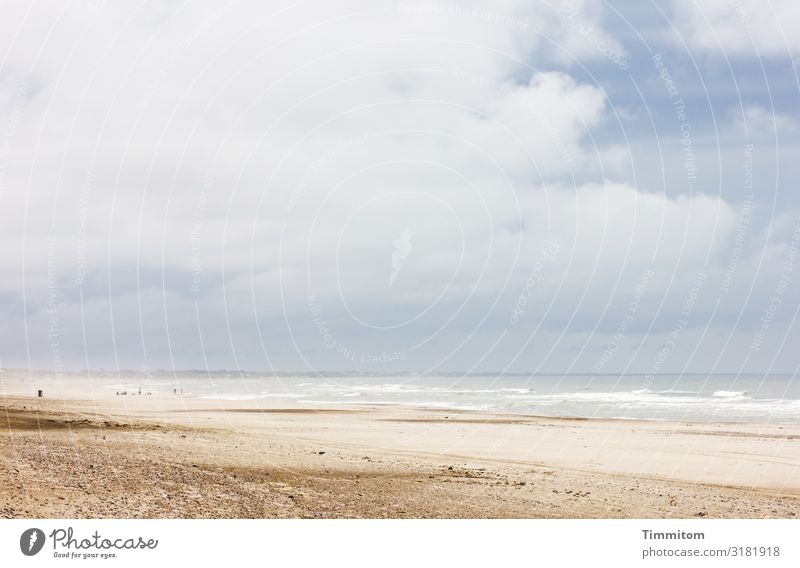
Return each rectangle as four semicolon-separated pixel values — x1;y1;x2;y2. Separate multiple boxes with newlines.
88;372;800;424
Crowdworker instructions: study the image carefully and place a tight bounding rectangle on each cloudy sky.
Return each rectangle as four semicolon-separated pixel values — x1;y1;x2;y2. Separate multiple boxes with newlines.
1;0;798;375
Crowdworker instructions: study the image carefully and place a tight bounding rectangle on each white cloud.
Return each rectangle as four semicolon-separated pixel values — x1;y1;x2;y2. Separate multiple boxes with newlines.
0;0;797;371
730;104;799;138
671;0;800;56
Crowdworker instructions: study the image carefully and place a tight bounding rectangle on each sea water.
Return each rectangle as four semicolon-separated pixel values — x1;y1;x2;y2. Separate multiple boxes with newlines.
97;372;800;424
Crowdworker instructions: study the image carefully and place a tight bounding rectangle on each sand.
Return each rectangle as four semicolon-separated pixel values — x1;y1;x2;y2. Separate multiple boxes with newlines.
1;384;799;518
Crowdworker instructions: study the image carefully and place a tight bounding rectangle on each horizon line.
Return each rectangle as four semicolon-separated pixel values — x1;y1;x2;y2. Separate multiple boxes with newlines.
1;368;795;377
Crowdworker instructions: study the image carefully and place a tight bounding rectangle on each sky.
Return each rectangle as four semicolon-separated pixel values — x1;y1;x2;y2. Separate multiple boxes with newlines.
0;0;798;375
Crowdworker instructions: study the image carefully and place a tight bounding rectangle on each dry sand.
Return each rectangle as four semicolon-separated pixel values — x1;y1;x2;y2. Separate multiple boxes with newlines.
1;386;799;518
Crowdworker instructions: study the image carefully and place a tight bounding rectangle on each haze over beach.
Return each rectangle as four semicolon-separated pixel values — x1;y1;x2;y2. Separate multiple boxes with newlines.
1;0;800;520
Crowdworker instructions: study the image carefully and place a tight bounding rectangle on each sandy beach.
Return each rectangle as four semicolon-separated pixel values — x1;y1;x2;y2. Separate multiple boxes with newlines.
1;383;799;519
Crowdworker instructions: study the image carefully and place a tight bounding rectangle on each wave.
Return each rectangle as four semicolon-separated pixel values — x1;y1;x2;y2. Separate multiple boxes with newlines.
95;376;798;422
712;390;751;398
197;392;305;401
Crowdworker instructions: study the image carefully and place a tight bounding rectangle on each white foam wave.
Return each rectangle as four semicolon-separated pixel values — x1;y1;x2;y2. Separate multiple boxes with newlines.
712;390;750;398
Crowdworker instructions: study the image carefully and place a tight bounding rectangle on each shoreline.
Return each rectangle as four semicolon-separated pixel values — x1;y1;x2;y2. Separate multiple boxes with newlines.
3;376;799;426
2;390;799;518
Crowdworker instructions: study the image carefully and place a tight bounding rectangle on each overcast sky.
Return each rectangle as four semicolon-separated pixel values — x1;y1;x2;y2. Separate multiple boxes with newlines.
1;0;799;375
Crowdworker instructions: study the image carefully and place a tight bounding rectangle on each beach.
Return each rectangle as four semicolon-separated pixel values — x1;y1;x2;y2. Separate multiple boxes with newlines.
1;381;799;519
